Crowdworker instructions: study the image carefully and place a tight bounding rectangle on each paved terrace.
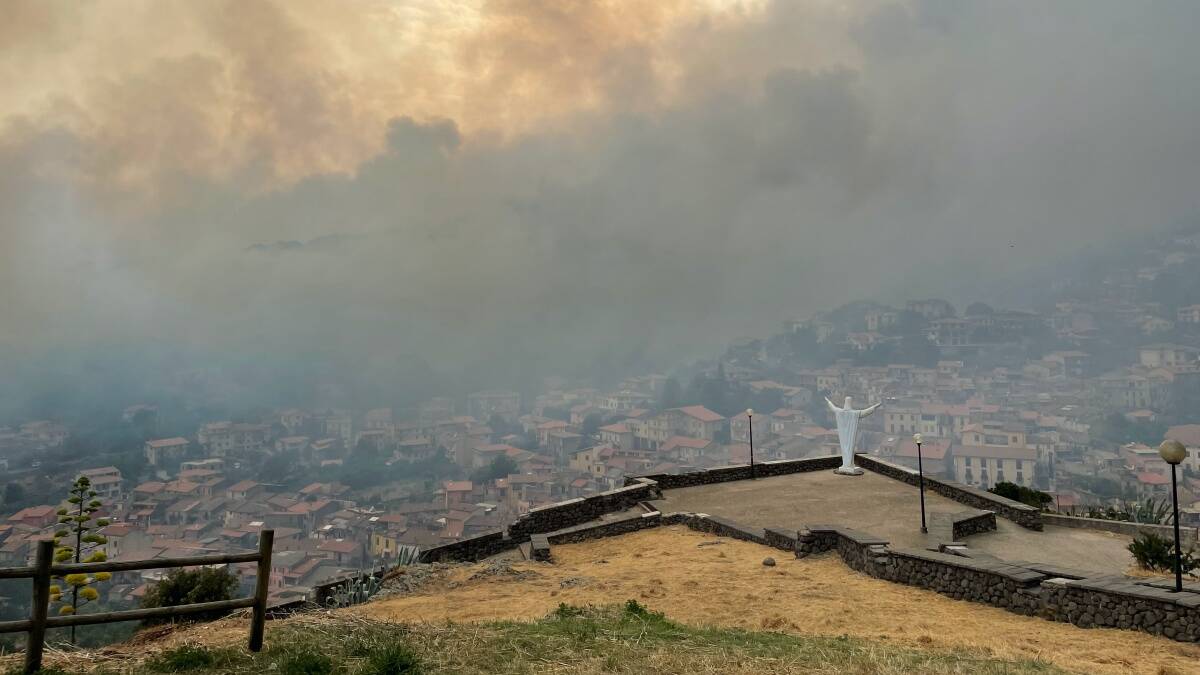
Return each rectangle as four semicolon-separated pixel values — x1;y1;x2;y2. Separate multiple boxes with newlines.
651;468;1135;575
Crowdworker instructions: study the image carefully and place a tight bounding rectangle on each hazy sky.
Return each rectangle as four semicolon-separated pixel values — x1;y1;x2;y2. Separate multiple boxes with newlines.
3;0;1199;408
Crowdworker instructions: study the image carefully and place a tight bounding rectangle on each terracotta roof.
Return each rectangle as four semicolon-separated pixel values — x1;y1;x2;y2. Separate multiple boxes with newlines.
146;437;188;448
1137;472;1170;485
443;481;473;492
1167;425;1200;448
897;438;952;460
317;539;358;554
674;406;725;422
662;436;712;451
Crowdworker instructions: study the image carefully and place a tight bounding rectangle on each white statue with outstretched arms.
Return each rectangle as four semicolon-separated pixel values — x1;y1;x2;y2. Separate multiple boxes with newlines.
826;396;881;475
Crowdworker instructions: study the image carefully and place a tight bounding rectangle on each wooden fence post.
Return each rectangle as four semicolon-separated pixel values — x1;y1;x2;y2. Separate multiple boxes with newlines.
25;539;53;674
248;529;274;652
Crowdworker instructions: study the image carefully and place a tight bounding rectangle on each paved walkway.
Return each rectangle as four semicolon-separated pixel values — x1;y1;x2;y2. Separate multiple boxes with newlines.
650;469;1134;575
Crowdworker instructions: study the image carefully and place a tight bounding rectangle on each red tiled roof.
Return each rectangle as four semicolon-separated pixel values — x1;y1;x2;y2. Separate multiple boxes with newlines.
1167;425;1200;448
318;539;358;554
674;406;724;422
897;438;951;460
1137;472;1170;485
662;436;711;451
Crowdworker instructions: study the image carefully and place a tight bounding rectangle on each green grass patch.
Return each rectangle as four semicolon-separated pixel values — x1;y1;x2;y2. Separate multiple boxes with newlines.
29;602;1064;674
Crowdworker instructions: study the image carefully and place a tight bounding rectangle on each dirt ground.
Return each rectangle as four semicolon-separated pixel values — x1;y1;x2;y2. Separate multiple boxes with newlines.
356;526;1200;675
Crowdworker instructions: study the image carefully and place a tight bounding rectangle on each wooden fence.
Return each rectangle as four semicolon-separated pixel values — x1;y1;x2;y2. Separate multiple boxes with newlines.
0;529;274;674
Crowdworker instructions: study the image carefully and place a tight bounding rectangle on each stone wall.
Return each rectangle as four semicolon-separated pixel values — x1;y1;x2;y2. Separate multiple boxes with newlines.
627;455;841;490
1040;576;1200;639
418;529;513;563
790;521;1200;643
1043;513;1200;546
507;481;661;541
544;512;664;546
685;514;770;546
855;455;1042;530
951;509;997;540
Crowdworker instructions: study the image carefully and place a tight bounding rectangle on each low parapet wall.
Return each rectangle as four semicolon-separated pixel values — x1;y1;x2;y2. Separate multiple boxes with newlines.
789;522;1200;642
855;454;1043;531
1043;513;1199;546
627;455;841;490
418;529;512;563
508;480;660;541
951;509;997;540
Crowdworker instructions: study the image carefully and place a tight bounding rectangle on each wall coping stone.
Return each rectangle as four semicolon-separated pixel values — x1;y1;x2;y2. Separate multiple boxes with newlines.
890;548;1046;584
1042;512;1200;544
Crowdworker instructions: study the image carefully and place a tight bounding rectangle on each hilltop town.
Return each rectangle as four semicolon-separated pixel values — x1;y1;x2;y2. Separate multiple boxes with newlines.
6;228;1200;639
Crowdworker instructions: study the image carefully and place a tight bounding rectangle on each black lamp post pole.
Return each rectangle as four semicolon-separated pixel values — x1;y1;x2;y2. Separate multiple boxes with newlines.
1172;462;1183;592
748;413;755;479
917;440;928;534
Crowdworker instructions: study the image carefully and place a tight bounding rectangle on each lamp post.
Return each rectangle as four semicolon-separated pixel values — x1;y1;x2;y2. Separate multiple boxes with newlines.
1159;439;1188;592
747;409;755;479
914;433;928;534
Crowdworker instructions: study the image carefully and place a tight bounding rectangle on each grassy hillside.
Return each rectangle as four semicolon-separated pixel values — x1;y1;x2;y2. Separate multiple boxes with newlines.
16;602;1062;675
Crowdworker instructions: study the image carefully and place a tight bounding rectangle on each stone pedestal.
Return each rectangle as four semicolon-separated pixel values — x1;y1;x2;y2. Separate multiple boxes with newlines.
834;465;864;476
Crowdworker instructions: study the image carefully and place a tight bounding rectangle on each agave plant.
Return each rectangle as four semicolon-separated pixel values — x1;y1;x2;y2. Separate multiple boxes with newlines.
394;544;421;567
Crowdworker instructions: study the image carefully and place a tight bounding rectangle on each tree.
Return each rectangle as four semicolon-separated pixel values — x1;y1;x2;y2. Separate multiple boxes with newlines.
659;377;683;411
2;482;25;507
472;455;517;483
580;413;604;439
50;476;111;642
988;481;1052;509
141;567;238;625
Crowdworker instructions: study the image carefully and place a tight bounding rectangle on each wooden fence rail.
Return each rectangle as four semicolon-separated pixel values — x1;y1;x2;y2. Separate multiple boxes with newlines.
0;529;274;674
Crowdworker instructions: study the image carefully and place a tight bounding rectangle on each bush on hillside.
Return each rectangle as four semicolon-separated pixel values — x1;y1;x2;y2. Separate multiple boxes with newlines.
141;568;238;625
1129;531;1200;575
988;481;1052;509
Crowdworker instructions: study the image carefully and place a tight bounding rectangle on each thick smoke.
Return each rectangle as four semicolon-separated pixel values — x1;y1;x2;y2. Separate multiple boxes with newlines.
2;0;1199;415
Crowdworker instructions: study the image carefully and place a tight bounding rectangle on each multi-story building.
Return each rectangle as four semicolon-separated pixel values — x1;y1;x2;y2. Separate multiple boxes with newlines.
198;422;270;457
144;437;189;466
467;390;521;423
78;466;123;501
953;445;1038;490
632;406;725;450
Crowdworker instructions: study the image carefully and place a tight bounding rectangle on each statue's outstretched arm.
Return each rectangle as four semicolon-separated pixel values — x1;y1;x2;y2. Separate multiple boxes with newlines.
858;402;881;418
825;397;839;412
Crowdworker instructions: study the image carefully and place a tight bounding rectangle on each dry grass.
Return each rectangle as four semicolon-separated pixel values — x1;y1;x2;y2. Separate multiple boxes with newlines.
2;605;1062;674
355;526;1200;675
5;525;1200;674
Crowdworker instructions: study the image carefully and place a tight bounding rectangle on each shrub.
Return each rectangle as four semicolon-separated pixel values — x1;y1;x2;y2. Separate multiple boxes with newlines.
279;649;334;675
360;643;422;675
1129;531;1200;574
141;567;239;625
146;644;216;672
988;481;1052;509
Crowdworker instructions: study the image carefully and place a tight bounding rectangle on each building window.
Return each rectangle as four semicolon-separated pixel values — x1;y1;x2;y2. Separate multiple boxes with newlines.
964;457;972;467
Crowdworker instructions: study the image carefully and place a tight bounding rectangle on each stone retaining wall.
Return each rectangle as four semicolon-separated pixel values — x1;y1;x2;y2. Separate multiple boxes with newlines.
855;455;1042;530
951;509;997;540
545;512;664;546
507;481;660;541
790;521;1200;642
684;514;770;546
627;455;841;490
418;529;512;563
1043;513;1199;546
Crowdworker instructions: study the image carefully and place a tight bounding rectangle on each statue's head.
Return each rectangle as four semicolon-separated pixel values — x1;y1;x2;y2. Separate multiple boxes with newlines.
844;396;853;409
